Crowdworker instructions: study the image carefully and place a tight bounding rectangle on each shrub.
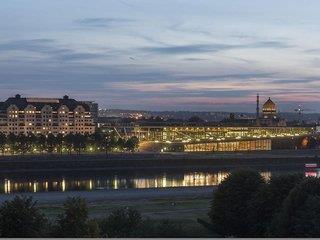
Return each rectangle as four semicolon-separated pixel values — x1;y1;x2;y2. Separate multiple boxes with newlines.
100;208;142;237
0;195;48;237
53;197;99;237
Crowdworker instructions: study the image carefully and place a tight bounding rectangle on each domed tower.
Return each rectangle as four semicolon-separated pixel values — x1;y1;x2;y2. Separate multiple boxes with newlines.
262;97;277;119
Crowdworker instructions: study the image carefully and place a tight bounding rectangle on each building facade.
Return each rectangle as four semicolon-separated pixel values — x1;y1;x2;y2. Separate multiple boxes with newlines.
0;94;95;135
130;125;314;152
81;101;98;124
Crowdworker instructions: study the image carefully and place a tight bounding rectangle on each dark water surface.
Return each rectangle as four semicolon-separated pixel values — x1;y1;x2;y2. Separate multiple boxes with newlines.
0;164;312;194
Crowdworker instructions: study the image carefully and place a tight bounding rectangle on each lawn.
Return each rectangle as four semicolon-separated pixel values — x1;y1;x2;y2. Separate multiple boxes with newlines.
39;197;213;237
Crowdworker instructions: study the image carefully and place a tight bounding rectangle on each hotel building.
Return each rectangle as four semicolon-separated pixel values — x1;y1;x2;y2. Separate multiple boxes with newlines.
0;94;95;135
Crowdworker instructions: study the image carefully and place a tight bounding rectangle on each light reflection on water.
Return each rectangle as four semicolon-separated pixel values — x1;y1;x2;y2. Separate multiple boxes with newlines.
1;171;273;194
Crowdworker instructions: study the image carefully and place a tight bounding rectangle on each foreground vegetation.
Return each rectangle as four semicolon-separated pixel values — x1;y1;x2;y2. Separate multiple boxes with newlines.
200;170;320;237
0;196;208;238
0;131;139;155
2;170;320;237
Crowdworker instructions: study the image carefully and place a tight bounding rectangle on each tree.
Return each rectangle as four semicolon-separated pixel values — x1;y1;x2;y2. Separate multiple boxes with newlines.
46;133;57;153
27;133;37;153
56;133;64;154
53;197;97;237
36;134;47;154
207;169;265;237
100;208;142;238
72;134;87;155
7;133;17;155
18;134;27;154
0;196;47;237
91;131;103;152
125;136;139;152
17;133;30;154
288;195;320;237
103;132;117;155
116;138;125;151
64;134;74;154
0;133;6;155
269;177;320;237
247;173;304;237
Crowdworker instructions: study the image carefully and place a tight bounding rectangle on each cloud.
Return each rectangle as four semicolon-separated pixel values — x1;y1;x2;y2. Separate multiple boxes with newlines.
0;39;107;62
74;17;134;27
270;79;318;84
139;41;292;55
140;43;232;54
183;58;208;61
0;39;62;54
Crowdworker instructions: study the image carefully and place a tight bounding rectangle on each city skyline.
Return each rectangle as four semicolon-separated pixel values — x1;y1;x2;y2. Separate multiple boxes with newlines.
1;0;320;112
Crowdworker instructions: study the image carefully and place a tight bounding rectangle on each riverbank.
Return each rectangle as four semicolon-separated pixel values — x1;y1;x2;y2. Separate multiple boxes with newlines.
0;149;318;173
0;186;214;204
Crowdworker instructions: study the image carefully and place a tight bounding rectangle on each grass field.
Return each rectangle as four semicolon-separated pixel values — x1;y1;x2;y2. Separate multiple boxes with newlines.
39;197;213;237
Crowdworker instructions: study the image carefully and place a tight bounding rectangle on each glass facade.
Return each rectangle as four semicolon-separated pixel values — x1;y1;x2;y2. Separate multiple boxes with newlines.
184;139;271;152
132;126;313;142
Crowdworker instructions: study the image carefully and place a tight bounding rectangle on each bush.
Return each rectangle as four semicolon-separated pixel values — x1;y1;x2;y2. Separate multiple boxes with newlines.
150;219;184;238
100;208;142;237
135;219;184;238
208;169;265;237
0;196;48;237
269;177;320;237
53;197;99;237
247;173;304;237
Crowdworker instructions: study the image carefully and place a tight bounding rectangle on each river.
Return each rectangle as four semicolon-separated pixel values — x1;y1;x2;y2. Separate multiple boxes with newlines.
0;165;312;194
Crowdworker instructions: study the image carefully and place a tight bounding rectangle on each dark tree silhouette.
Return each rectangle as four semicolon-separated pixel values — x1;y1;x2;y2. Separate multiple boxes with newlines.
0;133;6;155
53;197;98;237
207;169;265;237
247;173;304;237
100;208;142;238
269;177;320;237
0;196;48;237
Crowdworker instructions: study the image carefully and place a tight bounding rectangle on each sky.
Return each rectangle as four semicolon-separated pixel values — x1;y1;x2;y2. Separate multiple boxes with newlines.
1;0;320;112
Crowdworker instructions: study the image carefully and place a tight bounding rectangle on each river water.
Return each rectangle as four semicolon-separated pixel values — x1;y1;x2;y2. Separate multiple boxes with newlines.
0;165;312;194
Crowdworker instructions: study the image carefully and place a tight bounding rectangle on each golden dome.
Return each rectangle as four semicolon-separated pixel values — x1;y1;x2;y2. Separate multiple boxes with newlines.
263;97;276;110
262;97;277;118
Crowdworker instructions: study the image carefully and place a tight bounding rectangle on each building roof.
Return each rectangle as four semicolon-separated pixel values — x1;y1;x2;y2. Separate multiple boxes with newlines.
262;97;276;110
0;94;90;111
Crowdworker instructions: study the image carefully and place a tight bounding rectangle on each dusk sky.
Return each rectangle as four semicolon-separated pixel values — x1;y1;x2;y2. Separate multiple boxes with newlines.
1;0;320;112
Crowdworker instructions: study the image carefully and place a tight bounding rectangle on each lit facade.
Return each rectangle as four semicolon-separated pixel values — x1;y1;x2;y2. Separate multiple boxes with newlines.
257;97;286;126
262;97;277;119
131;125;314;152
184;139;271;152
0;94;95;135
132;126;313;142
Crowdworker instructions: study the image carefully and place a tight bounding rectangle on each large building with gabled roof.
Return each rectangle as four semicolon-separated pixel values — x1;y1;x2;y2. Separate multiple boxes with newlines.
0;94;95;135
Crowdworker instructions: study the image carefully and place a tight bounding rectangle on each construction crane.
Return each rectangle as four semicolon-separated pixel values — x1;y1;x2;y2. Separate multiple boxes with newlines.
294;105;315;116
294;105;304;116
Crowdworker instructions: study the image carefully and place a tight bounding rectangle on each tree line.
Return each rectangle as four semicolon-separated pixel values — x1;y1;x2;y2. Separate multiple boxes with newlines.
0;196;184;238
0;131;139;155
199;169;320;237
